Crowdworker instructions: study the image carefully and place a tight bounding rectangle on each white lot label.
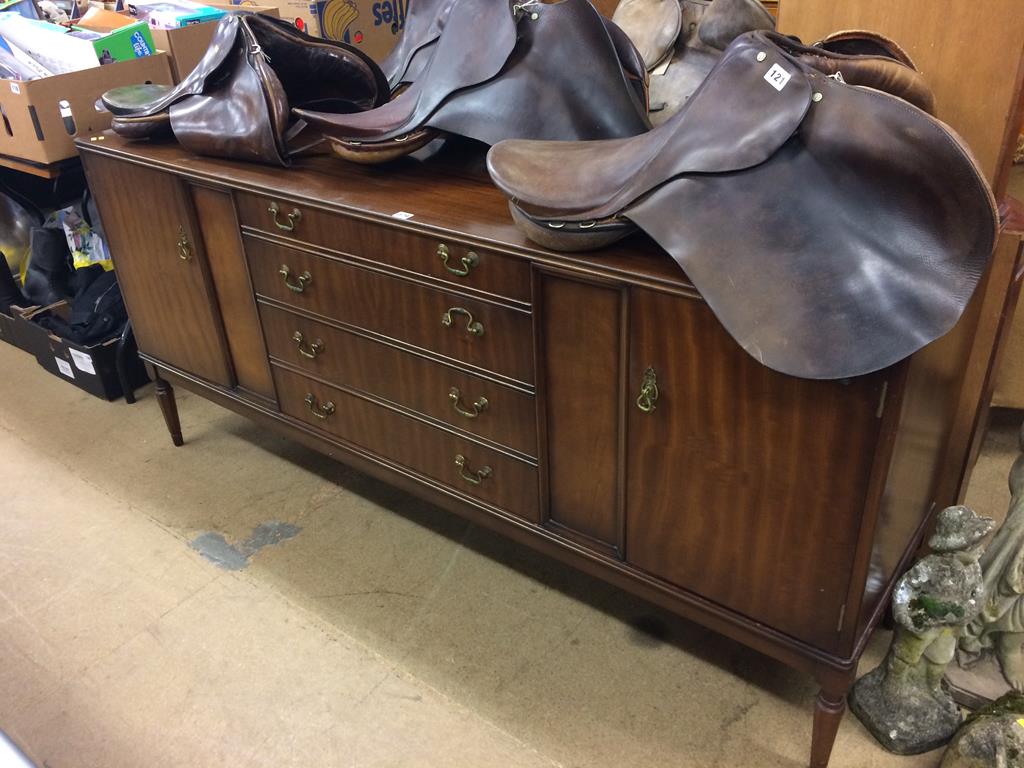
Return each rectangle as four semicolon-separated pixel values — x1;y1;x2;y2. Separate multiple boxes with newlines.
764;63;791;92
9;82;19;95
55;358;74;378
70;348;96;375
391;211;415;220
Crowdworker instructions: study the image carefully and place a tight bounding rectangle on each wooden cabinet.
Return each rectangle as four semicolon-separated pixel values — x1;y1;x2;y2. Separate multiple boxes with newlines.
79;136;970;768
81;158;233;388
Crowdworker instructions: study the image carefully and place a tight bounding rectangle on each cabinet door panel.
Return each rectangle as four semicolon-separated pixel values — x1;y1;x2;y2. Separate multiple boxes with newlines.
625;289;886;650
82;155;232;387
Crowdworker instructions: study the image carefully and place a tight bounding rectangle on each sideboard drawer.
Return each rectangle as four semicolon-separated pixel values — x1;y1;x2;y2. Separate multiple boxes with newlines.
246;234;535;384
273;365;540;522
236;191;532;304
260;303;537;457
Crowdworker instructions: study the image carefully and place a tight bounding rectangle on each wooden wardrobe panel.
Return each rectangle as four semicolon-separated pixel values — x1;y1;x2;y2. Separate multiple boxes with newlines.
81;155;232;387
190;185;276;401
539;273;622;552
624;289;886;650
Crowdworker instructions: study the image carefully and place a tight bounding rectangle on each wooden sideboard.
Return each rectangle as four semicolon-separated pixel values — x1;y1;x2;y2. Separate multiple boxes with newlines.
79;133;967;767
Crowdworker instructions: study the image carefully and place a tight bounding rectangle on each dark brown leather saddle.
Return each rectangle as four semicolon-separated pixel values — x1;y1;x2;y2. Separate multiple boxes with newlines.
486;31;997;380
294;0;650;164
101;14;388;166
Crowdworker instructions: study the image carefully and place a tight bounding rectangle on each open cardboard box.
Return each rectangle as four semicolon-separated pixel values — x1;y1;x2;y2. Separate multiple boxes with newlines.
14;300;149;400
0;52;172;166
147;2;280;81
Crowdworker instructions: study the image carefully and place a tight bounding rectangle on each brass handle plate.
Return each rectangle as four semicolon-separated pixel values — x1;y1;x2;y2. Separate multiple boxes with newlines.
454;454;492;485
269;201;302;232
441;307;484;336
177;226;191;261
293;331;325;359
448;387;488;419
636;366;659;413
304;393;336;420
438;243;479;277
280;265;313;293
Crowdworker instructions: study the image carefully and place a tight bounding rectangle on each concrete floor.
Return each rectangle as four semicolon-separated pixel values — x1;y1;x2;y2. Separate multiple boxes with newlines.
0;340;1019;768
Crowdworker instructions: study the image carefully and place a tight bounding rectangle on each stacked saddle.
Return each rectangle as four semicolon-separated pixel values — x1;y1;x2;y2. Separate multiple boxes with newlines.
101;14;389;166
486;31;996;379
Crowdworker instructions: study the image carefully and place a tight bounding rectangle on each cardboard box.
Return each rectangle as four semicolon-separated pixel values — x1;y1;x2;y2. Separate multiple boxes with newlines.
0;304;33;350
0;51;173;165
244;0;319;37
0;14;157;71
15;300;149;400
148;2;279;81
314;0;400;62
126;0;226;28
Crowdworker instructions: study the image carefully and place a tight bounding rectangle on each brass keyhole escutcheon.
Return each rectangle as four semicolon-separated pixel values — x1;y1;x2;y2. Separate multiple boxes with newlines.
304;393;335;420
438;243;479;277
280;265;313;293
177;226;191;261
441;307;484;336
454;454;492;485
636;366;659;413
293;331;325;359
269;201;302;232
448;387;488;419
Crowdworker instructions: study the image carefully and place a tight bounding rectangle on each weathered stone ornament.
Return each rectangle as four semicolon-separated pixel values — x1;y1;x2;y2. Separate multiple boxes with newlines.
939;691;1024;767
850;505;995;754
959;423;1024;695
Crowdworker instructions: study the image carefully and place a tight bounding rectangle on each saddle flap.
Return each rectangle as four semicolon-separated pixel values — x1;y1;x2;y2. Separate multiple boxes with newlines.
296;0;518;141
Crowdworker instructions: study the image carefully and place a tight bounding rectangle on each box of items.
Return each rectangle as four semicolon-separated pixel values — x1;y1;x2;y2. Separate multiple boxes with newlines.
14;300;149;400
0;51;172;165
145;2;279;81
0;303;33;350
314;0;399;62
126;0;226;28
0;13;158;70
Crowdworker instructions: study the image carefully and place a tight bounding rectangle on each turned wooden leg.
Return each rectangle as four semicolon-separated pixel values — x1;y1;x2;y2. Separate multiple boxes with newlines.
809;688;847;768
154;372;184;447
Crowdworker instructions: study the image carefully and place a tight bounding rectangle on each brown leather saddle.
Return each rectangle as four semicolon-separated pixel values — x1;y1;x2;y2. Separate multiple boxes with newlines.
101;14;388;166
613;0;775;124
486;31;997;380
294;0;650;164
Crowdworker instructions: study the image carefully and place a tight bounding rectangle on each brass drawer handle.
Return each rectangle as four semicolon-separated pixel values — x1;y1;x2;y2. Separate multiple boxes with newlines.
304;393;335;420
177;226;191;261
455;454;492;485
636;366;659;413
292;331;325;359
448;387;488;419
269;201;302;232
441;307;484;336
438;243;479;277
279;265;313;293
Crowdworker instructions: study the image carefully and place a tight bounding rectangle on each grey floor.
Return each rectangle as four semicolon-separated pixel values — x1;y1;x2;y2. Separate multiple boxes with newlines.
0;340;1018;768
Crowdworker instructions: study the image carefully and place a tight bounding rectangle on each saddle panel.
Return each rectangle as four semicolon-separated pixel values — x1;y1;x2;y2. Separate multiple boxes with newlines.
296;0;518;141
428;0;650;145
611;0;682;71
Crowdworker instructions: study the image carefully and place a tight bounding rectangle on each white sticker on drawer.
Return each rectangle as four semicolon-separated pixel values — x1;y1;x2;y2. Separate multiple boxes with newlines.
55;358;74;378
10;82;20;95
69;348;96;375
391;211;415;220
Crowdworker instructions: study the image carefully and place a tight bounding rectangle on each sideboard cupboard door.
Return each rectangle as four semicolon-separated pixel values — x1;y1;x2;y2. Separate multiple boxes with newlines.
82;155;233;388
624;289;886;650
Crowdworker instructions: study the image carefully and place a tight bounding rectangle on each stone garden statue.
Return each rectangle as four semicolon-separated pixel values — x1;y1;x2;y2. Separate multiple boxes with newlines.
940;691;1024;768
960;423;1024;691
850;505;995;754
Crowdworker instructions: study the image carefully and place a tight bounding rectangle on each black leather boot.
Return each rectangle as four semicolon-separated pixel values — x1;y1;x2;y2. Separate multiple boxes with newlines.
22;227;72;307
0;254;27;314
